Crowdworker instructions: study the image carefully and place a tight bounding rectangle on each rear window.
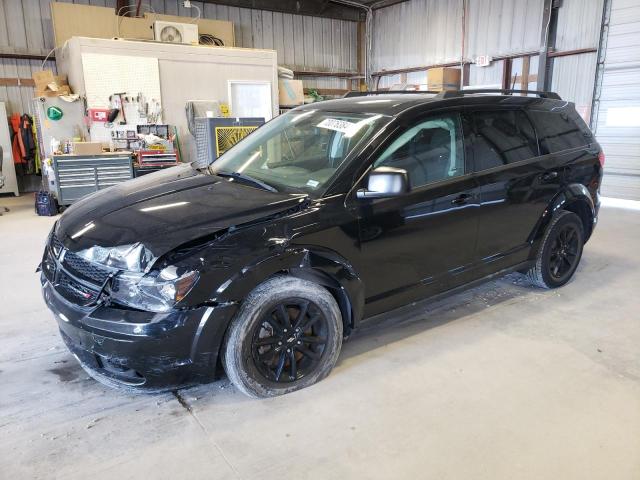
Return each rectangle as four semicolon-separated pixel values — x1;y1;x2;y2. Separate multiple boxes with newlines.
528;109;593;155
469;110;539;171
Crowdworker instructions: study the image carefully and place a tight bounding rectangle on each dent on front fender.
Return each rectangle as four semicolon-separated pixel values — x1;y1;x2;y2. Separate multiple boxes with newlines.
206;244;365;330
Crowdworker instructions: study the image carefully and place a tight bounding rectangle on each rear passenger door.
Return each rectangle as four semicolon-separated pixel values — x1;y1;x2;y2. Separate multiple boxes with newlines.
465;108;562;275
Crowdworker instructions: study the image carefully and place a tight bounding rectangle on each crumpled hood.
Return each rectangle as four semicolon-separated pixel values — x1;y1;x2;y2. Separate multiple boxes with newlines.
54;164;307;260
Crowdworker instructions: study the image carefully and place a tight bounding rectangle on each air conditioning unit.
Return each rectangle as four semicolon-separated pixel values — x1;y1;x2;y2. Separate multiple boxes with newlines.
153;21;199;45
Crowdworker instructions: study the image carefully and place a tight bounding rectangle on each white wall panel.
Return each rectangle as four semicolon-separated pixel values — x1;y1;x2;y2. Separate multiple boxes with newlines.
593;0;640;200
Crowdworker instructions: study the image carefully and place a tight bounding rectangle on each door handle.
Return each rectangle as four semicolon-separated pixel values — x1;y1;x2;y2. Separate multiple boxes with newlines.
540;171;558;182
451;193;472;206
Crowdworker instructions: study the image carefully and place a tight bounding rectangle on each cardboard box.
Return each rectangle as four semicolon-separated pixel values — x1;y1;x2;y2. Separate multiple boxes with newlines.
51;2;235;48
427;67;461;91
279;79;304;107
72;142;104;155
33;70;56;89
36;85;72;98
33;70;71;97
51;2;117;47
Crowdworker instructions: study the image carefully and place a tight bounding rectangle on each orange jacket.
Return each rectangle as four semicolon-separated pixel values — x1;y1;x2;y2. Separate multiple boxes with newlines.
10;113;25;164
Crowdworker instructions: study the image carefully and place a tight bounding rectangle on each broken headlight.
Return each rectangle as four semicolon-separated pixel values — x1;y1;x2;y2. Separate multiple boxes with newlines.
111;266;200;312
77;243;154;273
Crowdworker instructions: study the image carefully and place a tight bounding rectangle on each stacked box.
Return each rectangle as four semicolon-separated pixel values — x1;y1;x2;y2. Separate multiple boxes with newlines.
427;68;461;92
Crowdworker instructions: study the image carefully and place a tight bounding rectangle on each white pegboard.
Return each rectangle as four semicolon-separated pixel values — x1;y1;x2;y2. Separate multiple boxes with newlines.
81;53;162;111
82;53;162;143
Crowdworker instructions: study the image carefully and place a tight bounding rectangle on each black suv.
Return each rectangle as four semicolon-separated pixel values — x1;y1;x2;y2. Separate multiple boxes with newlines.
40;90;603;397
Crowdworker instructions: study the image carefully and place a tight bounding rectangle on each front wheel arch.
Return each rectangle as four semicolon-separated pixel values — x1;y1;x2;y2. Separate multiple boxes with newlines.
288;266;354;337
210;248;364;336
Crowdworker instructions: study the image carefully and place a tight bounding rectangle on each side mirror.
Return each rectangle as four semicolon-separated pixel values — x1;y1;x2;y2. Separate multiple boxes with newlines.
357;166;409;199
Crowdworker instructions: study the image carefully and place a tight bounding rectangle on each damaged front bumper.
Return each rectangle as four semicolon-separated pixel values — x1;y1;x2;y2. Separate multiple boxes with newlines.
41;276;237;391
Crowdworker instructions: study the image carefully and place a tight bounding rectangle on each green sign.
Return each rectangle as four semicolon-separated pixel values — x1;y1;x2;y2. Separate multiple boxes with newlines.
46;106;63;121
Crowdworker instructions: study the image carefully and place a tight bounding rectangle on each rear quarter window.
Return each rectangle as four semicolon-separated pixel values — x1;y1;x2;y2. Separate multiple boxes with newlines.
528;109;593;155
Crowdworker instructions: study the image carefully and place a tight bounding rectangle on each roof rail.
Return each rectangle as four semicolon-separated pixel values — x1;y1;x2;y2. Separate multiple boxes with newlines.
434;89;562;100
343;90;441;97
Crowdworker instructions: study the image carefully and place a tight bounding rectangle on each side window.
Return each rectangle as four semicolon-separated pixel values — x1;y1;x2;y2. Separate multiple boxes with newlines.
374;114;464;189
528;109;593;154
470;110;539;171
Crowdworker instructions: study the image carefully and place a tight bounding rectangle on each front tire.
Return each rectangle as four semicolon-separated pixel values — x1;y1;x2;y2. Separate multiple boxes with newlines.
222;276;343;398
527;210;584;289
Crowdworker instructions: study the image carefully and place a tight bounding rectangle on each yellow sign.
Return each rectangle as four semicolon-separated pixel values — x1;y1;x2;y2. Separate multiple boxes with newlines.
214;126;258;156
219;103;230;117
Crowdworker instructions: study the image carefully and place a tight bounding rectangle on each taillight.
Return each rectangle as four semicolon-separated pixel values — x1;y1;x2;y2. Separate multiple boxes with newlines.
598;151;605;168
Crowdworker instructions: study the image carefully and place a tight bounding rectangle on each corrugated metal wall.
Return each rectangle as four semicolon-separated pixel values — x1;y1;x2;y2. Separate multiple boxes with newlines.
555;0;603;50
550;52;598;117
0;0;358;115
371;0;604;125
0;59;57;116
593;0;640;200
371;0;462;72
466;0;543;58
0;0;113;115
142;1;358;77
165;1;359;91
551;0;603;125
371;0;544;74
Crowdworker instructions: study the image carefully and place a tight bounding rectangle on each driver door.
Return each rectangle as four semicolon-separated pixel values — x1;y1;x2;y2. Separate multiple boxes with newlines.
351;112;481;317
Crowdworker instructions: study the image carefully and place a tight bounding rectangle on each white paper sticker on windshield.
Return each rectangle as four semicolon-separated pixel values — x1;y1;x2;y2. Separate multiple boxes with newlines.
317;118;355;133
306;179;320;188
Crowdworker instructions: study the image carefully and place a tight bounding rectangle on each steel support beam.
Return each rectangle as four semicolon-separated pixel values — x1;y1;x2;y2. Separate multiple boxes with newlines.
537;0;561;91
590;0;613;131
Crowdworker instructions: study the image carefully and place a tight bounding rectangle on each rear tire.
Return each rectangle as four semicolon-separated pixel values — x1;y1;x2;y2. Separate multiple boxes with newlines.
527;210;584;289
223;276;343;398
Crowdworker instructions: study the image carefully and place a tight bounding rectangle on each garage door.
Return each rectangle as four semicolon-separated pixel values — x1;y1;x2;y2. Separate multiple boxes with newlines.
594;0;640;200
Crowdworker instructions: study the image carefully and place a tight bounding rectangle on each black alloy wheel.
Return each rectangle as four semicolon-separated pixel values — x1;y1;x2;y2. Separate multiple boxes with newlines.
251;300;328;383
223;275;343;398
527;210;584;289
548;223;581;281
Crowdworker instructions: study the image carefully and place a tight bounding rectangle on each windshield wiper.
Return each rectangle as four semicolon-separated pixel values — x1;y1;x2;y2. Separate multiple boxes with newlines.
215;171;278;193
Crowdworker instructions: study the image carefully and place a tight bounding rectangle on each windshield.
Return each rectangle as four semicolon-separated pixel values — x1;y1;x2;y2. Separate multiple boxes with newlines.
208;110;389;196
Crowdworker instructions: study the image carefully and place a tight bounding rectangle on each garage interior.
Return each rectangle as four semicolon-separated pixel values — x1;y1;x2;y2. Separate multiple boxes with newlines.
1;0;639;478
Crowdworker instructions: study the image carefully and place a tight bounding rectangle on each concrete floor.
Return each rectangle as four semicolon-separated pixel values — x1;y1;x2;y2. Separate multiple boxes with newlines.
1;194;639;480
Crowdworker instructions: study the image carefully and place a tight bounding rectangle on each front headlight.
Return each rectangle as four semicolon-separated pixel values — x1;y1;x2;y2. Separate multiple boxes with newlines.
78;243;154;272
111;266;199;312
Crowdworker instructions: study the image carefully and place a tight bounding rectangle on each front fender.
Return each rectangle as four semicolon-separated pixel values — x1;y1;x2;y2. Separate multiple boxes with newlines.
210;246;365;331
